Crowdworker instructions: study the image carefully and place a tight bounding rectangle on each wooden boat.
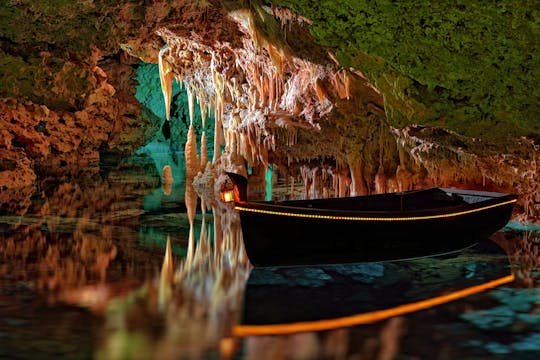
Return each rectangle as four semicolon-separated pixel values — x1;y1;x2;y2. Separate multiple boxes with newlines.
233;240;514;336
224;172;517;267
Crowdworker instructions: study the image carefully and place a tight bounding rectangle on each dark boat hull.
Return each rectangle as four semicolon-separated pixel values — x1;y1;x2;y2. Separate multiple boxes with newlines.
226;173;517;267
238;200;514;266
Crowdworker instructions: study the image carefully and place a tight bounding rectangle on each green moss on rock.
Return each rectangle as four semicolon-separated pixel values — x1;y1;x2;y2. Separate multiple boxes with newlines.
0;50;90;110
275;0;540;141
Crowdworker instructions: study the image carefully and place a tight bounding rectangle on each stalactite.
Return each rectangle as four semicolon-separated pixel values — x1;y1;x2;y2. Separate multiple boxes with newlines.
200;131;208;172
310;167;319;199
340;171;349;197
348;156;368;196
300;165;312;199
375;166;387;194
185;124;200;181
314;78;327;106
375;121;387;194
211;56;225;163
267;43;285;78
343;71;351;100
396;146;412;192
199;97;207;128
187;86;195;125
158;46;175;121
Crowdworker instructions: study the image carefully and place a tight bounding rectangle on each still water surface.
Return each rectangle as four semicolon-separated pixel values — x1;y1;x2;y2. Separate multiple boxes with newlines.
0;152;539;359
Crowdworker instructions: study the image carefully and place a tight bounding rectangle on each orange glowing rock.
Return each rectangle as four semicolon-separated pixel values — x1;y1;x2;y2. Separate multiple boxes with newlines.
185;123;200;181
348;158;368;196
375;166;387;194
200;131;208;172
162;165;173;195
314;78;327;106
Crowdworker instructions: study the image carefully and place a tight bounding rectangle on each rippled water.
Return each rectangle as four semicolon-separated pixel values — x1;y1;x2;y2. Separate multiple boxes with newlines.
0;152;539;359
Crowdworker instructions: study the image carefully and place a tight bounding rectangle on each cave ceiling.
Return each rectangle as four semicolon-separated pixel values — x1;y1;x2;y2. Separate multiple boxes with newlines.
0;0;538;220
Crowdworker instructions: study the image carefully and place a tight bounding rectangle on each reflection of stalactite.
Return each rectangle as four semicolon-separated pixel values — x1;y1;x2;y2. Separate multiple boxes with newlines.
492;231;540;288
158;235;173;310
169;203;250;353
379;317;405;360
185;119;200;270
162;165;173;195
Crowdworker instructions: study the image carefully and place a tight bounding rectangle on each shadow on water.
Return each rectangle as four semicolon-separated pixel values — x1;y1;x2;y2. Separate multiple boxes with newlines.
0;153;539;359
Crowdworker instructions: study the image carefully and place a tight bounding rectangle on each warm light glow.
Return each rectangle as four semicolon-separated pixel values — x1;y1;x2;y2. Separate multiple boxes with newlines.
232;274;515;337
234;199;517;222
222;190;235;203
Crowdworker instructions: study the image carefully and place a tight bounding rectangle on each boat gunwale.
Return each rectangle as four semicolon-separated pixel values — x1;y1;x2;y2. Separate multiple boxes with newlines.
234;192;517;221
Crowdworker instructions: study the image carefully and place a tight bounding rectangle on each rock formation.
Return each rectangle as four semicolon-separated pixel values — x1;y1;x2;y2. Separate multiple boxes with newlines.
1;0;538;221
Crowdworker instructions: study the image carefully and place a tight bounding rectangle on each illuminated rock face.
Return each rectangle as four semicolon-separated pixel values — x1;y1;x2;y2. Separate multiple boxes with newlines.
0;1;538;220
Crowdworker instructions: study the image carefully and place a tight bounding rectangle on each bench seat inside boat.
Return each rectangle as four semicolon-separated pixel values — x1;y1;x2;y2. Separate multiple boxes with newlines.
272;188;466;212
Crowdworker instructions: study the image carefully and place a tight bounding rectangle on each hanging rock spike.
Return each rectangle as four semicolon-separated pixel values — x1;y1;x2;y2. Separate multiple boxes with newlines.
158;46;175;121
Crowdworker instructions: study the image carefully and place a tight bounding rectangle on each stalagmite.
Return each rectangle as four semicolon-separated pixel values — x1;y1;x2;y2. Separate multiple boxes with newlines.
348;157;368;196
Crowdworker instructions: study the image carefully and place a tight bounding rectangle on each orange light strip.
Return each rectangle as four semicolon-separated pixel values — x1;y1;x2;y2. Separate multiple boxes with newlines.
234;199;516;222
232;274;514;337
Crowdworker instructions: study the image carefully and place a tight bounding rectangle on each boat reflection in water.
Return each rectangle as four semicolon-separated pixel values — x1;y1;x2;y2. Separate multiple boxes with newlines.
227;226;540;360
1;160;538;359
235;240;513;335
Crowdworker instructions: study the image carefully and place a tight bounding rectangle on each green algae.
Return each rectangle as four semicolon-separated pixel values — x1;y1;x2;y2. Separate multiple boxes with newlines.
0;0;127;110
0;50;90;110
274;0;540;141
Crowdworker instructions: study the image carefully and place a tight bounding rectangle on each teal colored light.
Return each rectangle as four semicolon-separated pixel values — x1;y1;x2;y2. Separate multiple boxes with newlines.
135;63;182;120
265;164;273;201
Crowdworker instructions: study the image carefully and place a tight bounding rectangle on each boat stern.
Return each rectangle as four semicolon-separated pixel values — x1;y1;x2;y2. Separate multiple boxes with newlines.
224;172;249;202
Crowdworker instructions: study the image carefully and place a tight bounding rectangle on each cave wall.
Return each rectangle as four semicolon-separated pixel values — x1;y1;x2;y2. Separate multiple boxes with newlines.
0;1;162;213
0;0;538;220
